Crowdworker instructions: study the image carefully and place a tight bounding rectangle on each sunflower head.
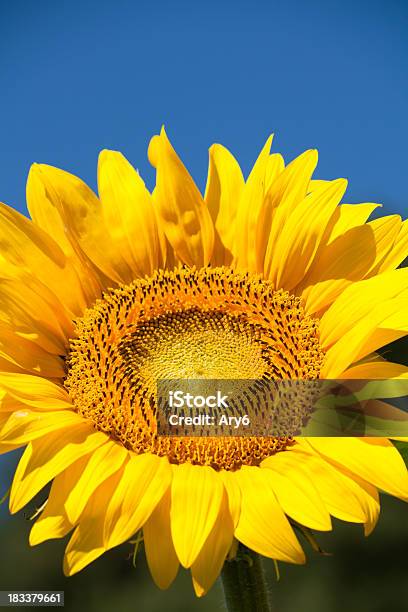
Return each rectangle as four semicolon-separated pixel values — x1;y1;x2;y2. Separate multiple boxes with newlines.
0;127;407;596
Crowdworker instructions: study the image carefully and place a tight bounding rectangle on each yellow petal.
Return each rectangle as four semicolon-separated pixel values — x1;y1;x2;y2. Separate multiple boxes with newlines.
298;201;379;293
267;179;347;290
104;453;171;549
265;153;285;192
27;164;102;306
325;203;380;243
0;442;25;454
191;489;234;597
262;149;318;279
342;361;408;379
10;423;107;513
261;452;332;530
308;179;329;192
299;215;402;313
322;296;408;377
29;457;89;546
220;470;241;528
0;358;32;376
253;154;286;270
319;269;408;349
341;470;380;536
338;309;408;360
30;501;72;546
292;442;379;527
0;373;73;411
233;466;305;563
354;326;407;363
0;276;71;354
143;488;179;590
0;323;65;377
98;150;164;277
380;297;408;330
204;144;244;266
0;391;20;413
0;409;83;445
170;463;224;568
309;438;408;500
65;440;128;523
0;200;90;317
234;135;273;271
29;164;134;285
0;408;24;454
148;127;214;267
375;219;408;272
63;469;123;576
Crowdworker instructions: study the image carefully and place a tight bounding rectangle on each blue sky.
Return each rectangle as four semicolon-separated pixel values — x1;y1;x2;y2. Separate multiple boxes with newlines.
0;0;407;218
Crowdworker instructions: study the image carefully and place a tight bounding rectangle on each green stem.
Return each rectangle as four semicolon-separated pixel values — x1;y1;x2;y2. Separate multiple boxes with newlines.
220;546;274;612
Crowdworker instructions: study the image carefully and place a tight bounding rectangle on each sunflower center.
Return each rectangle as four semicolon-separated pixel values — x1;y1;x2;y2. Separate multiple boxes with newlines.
119;308;268;383
65;267;324;470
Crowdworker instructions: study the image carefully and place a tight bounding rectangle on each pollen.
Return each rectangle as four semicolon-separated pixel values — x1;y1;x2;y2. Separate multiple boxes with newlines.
64;267;324;470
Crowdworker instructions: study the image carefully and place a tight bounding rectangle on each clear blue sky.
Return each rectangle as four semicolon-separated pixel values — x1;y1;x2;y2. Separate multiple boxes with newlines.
0;0;407;217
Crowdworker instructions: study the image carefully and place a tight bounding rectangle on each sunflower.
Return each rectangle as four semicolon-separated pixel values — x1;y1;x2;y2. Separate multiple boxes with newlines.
0;128;407;597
